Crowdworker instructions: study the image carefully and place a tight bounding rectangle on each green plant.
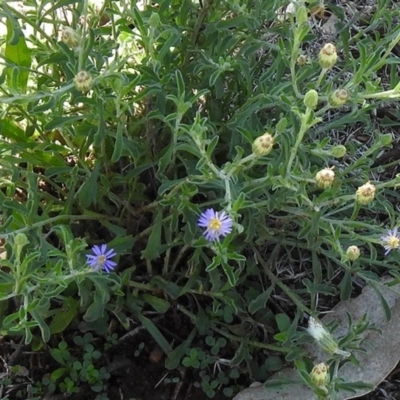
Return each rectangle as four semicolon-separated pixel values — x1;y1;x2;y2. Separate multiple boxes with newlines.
1;0;400;398
48;334;110;395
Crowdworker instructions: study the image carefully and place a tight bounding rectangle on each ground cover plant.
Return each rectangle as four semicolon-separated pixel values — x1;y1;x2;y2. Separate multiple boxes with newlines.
1;0;400;399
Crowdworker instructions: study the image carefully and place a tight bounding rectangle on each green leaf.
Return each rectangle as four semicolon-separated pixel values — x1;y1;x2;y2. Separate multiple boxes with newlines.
157;28;180;61
311;250;322;283
165;327;197;370
30;309;50;342
175;69;185;99
0;119;27;142
142;209;163;261
49;297;79;334
370;281;391;321
77;161;101;208
275;313;291;332
339;270;353;301
44;115;87;130
221;261;236;286
142;294;170;314
5;19;31;93
151;276;182;299
111;122;123;162
51;367;67;381
83;292;105;322
157;143;174;175
248;285;275;314
134;311;172;355
40;0;79;18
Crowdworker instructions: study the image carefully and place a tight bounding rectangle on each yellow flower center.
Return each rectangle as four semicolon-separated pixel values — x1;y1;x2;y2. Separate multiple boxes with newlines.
209;218;222;231
388;236;400;249
98;255;106;265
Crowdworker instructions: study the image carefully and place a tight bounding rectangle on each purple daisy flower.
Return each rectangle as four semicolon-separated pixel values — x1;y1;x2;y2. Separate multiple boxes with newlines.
86;244;117;273
381;227;400;255
198;208;233;242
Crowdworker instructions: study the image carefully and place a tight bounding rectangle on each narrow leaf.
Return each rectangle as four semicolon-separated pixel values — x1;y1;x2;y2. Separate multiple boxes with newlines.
5;19;31;93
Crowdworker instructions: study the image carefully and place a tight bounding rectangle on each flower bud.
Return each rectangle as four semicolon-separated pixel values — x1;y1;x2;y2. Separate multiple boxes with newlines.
331;145;346;158
296;54;308;66
381;134;392;146
304;89;319;110
346;246;361;261
329;89;349;107
318;43;337;69
296;5;308;25
315;168;335;189
15;233;29;248
149;12;161;28
310;363;329;388
356;181;376;205
74;70;93;93
252;132;274;157
61;27;80;50
307;316;350;357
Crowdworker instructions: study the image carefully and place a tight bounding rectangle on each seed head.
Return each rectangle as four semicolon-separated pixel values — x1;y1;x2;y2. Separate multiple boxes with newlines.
307;317;350;357
318;43;337;69
329;89;349;107
252;132;274;157
74;70;93;93
315;167;335;189
346;245;361;261
356;181;376;205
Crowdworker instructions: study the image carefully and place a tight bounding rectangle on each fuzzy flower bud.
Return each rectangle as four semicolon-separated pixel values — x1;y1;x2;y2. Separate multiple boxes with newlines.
15;233;29;248
149;12;161;28
296;5;308;25
74;70;93;93
61;27;80;50
307;317;350;357
318;43;337;69
346;246;361;261
315;167;335;189
252;132;274;157
329;89;349;107
310;363;329;388
356;181;376;205
304;89;319;110
297;54;308;66
381;134;392;146
331;145;346;158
